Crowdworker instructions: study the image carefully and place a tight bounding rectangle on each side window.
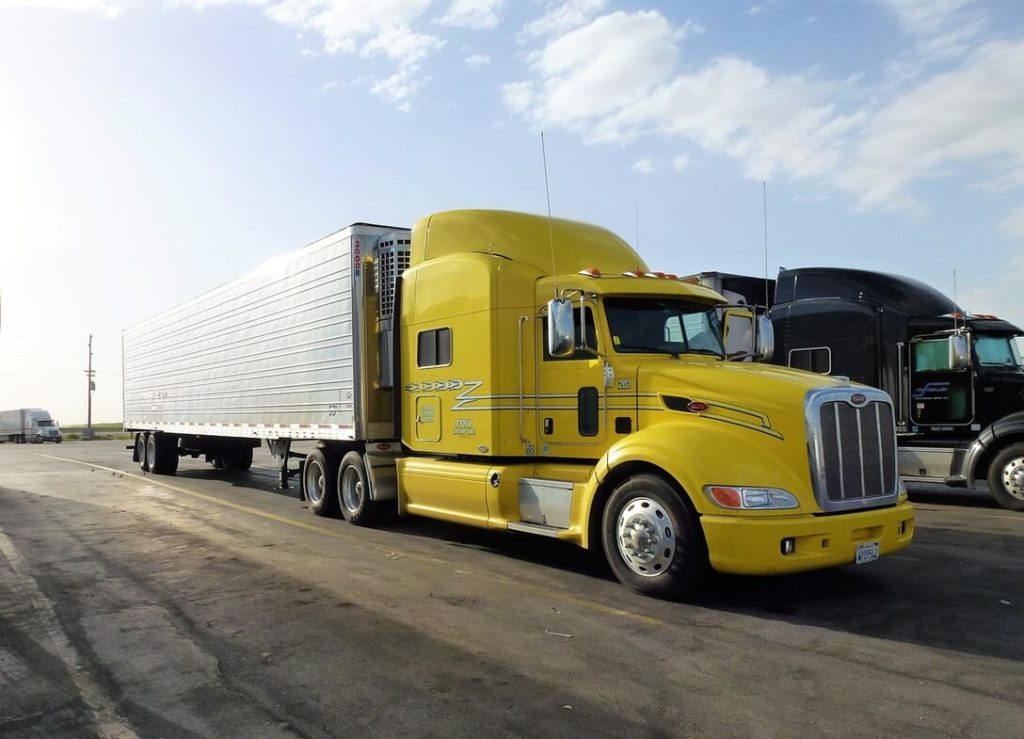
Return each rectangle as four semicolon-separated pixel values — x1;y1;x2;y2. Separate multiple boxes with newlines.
417;327;451;368
913;339;951;372
543;307;597;361
788;347;831;374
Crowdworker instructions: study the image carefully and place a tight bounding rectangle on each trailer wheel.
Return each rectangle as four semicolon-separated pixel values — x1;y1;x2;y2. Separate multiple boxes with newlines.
601;474;709;600
159;435;179;475
338;451;380;526
303;449;339;517
987;443;1024;512
221;443;253;472
145;434;159;473
136;434;149;472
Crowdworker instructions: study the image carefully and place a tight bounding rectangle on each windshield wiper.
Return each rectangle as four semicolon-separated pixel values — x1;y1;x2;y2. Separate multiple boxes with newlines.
685;348;725;359
621;345;680;358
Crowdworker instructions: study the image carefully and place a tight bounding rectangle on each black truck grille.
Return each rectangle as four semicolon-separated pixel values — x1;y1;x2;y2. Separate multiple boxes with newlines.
807;388;899;512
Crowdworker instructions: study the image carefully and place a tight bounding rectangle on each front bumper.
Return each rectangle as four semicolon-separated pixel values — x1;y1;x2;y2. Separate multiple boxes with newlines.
701;501;915;575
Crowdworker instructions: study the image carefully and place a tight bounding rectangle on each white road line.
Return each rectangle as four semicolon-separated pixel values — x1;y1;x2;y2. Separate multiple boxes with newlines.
0;525;139;738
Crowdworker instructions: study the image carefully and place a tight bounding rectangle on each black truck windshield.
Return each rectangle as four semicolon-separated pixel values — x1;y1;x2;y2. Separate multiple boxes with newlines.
974;334;1024;368
604;297;724;358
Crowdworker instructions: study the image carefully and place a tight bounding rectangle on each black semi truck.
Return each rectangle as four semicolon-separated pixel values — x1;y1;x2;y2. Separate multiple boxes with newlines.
692;268;1024;511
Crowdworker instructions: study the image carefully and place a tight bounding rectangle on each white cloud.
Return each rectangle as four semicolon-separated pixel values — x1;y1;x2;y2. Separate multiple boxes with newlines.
874;0;988;84
506;10;1024;236
671;155;689;172
518;0;606;41
464;52;490;68
438;0;504;30
259;1;445;106
873;0;975;36
514;11;678;133
841;39;1024;213
632;158;656;175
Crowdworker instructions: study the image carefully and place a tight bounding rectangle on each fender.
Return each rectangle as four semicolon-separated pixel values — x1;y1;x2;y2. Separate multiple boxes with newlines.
954;409;1024;485
582;419;812;525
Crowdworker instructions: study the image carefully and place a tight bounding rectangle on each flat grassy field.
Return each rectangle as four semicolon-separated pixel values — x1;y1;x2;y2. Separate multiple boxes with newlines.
60;422;131;441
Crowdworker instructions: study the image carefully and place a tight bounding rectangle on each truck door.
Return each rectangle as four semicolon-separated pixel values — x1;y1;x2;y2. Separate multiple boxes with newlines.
538;305;608;455
909;335;974;428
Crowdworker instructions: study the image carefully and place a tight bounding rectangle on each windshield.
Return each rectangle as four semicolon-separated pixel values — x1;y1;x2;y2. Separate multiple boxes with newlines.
974;334;1024;368
604;297;724;358
38;420;55;427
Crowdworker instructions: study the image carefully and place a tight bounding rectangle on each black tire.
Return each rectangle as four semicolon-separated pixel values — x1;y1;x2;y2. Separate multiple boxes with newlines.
987;442;1024;512
303;448;339;517
221;443;253;472
145;433;177;475
158;435;179;476
55;438;62;444
337;451;382;525
601;474;709;599
137;434;149;472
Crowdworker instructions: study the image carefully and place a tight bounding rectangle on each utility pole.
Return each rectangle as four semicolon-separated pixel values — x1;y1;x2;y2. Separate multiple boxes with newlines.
85;334;95;439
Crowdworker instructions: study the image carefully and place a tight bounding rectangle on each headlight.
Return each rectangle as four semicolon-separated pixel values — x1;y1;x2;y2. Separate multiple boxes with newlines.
703;485;799;510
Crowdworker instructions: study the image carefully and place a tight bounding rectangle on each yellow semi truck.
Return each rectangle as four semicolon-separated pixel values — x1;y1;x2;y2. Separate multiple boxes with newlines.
124;210;914;598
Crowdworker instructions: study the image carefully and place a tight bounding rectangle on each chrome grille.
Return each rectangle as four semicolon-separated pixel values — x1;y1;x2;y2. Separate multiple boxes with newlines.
806;388;899;512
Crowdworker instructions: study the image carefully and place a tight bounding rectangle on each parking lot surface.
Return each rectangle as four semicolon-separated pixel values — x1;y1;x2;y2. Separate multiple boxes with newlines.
1;440;1022;738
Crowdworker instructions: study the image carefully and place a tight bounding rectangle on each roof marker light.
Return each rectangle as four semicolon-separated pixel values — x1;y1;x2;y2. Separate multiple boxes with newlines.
578;267;602;278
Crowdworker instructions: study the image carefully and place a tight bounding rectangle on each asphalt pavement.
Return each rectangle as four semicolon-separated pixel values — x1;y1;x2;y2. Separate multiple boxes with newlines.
1;440;1021;738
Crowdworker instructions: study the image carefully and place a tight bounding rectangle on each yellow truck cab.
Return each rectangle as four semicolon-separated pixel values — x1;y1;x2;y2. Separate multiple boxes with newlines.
123;208;914;600
395;210;914;597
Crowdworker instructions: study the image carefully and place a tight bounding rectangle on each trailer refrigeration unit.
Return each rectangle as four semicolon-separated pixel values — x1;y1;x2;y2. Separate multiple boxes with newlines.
124;212;914;598
690;268;1024;511
0;408;63;443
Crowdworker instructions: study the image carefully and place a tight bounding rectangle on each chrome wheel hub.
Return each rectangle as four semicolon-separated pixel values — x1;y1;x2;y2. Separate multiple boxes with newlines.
616;497;676;577
305;462;324;504
1002;456;1024;500
342;467;362;511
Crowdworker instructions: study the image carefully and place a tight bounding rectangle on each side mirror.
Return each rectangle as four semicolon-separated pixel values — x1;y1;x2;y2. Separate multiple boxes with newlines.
547;298;575;357
755;315;775;362
949;334;970;371
722;309;754;360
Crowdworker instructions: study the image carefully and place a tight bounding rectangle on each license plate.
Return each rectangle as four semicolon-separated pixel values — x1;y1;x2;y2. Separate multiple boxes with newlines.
855;541;880;565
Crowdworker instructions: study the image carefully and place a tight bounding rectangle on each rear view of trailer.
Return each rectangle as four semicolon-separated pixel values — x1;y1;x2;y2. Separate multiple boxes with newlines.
123;222;411;476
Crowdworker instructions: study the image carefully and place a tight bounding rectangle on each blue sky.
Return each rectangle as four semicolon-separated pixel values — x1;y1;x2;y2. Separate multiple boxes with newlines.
1;0;1023;423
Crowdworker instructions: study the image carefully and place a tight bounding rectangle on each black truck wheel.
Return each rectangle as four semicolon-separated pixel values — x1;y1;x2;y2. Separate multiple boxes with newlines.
987;443;1024;512
601;474;709;599
303;449;339;517
337;451;381;526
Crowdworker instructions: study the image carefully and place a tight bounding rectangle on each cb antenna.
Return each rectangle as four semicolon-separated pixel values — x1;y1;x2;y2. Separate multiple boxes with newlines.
541;132;558;299
763;182;769;308
953;269;958;332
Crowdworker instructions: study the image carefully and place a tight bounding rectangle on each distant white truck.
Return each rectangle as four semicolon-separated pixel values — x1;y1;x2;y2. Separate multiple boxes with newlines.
0;408;63;444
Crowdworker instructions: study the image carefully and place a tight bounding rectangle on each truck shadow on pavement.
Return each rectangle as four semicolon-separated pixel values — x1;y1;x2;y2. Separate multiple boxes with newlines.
357;513;1023;665
164;465;1022;664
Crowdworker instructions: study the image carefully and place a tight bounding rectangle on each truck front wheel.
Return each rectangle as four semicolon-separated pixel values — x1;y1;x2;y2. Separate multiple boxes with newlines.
987;443;1024;512
602;475;709;599
303;449;339;517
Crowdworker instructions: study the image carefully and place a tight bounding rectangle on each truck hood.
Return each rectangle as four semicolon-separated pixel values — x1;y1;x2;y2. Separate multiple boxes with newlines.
634;358;856;440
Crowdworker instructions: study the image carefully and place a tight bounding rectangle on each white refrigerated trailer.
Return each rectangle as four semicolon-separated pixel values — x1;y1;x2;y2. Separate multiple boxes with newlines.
122;222;411;488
